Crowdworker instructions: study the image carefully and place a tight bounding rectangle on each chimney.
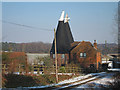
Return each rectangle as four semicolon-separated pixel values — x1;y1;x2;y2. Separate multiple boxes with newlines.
94;40;97;49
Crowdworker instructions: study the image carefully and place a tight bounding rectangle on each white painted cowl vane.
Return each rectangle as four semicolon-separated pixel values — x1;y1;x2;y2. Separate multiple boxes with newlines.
64;13;70;23
59;11;65;21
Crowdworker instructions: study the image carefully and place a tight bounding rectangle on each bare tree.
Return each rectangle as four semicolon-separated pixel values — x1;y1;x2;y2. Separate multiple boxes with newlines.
118;2;120;54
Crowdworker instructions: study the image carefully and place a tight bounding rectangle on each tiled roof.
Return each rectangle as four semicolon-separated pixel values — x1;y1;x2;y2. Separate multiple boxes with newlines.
70;41;80;50
70;41;98;53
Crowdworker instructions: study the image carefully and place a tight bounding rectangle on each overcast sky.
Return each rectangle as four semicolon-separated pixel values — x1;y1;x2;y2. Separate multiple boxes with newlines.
2;2;118;44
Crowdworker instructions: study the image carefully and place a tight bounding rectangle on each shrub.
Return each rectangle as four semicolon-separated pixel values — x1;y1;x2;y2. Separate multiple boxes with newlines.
2;73;75;88
3;74;37;88
58;66;66;73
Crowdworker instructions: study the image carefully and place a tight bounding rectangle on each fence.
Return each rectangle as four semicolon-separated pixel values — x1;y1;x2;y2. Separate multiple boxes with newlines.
1;64;84;74
32;64;83;74
1;64;27;74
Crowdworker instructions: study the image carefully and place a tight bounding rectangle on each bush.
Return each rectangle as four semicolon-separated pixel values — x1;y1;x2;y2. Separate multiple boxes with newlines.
41;74;56;84
3;74;37;88
58;66;66;73
2;73;76;88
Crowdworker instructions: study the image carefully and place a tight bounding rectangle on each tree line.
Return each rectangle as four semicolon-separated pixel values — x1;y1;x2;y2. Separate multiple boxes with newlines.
97;43;118;54
2;42;52;53
2;42;118;54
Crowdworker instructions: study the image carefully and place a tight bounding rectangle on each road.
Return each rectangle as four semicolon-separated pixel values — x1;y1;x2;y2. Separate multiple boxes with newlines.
27;72;115;90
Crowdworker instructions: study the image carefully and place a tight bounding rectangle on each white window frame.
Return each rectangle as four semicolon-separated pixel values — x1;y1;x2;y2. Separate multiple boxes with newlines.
84;53;86;57
80;53;83;57
61;54;65;59
53;54;55;58
80;53;86;58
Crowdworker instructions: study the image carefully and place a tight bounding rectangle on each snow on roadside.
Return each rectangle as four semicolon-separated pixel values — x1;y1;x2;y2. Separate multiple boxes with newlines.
108;68;120;72
55;72;108;90
50;73;75;75
74;73;114;89
58;72;106;85
25;72;107;89
55;76;101;90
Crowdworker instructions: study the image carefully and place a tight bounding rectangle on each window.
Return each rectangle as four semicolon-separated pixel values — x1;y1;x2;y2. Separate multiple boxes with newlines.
61;54;65;59
80;53;86;58
53;54;55;58
80;53;83;57
84;53;86;57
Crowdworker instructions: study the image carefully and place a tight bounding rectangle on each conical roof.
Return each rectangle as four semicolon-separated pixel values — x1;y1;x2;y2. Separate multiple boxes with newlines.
50;21;74;54
64;22;74;44
50;11;74;54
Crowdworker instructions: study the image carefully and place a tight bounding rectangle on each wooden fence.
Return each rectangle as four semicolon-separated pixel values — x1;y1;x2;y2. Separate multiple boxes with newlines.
32;64;83;74
1;64;84;74
1;64;27;74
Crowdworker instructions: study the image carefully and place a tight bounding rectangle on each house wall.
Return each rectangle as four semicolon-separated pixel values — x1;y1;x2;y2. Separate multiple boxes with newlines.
70;51;96;69
50;41;102;70
70;42;101;70
50;53;69;66
27;53;49;64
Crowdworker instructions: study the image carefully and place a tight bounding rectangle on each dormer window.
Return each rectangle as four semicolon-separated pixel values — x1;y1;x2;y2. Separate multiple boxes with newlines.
80;53;86;58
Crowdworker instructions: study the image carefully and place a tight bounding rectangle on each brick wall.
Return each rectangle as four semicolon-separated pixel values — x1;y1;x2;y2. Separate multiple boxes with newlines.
70;41;101;70
96;52;102;70
50;54;69;66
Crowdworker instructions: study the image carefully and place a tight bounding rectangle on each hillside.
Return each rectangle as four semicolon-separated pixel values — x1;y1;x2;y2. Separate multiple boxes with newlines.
2;42;118;54
97;43;118;54
2;42;52;53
